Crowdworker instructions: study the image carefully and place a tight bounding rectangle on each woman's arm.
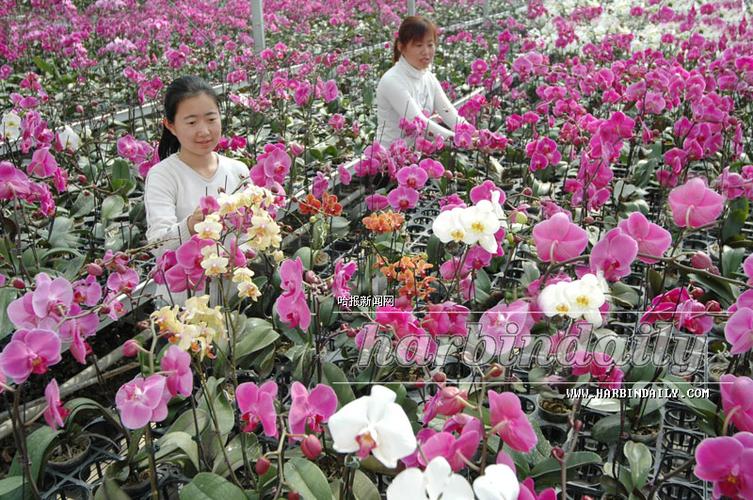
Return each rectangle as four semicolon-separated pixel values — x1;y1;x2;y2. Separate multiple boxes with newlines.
144;167;193;254
379;73;455;140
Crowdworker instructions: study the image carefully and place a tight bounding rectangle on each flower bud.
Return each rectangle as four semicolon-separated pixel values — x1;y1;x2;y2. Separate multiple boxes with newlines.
551;447;565;463
522;187;533;196
122;339;140;357
690;252;713;270
432;372;447;385
584;215;595;224
87;263;103;276
11;278;26;290
706;300;722;313
288;493;300;500
255;456;271;476
77;174;88;184
301;435;322;460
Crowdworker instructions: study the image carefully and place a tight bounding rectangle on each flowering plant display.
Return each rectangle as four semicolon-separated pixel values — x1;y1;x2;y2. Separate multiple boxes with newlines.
1;0;753;498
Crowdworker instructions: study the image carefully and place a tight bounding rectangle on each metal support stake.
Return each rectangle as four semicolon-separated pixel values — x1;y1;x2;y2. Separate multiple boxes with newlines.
407;0;416;16
251;0;265;53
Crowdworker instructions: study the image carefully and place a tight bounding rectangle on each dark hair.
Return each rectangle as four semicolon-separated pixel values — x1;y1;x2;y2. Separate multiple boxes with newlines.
158;75;220;160
393;16;438;63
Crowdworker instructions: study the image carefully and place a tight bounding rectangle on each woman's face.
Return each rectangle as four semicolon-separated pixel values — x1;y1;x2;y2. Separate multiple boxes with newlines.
399;33;436;70
165;93;221;157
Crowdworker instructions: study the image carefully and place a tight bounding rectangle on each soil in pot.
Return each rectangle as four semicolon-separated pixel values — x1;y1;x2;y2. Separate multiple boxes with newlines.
628;424;660;443
537;397;572;423
47;435;92;474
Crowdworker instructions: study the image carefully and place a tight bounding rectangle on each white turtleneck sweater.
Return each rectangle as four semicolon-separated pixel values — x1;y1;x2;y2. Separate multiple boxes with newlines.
144;152;248;306
376;56;465;147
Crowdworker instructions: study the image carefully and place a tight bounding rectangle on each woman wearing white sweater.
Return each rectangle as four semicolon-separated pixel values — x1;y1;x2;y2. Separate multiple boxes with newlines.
376;16;466;147
144;76;248;305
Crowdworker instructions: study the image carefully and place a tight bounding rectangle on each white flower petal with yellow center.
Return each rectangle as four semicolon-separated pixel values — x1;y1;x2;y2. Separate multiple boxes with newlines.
232;267;255;283
194;214;223;240
58;125;81;152
538;281;572;317
237;280;261;300
460;201;500;253
386;457;473;500
200;253;228;276
432;207;466;244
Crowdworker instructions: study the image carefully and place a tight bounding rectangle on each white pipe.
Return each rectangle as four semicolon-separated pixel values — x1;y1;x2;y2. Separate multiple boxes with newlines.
251;0;266;53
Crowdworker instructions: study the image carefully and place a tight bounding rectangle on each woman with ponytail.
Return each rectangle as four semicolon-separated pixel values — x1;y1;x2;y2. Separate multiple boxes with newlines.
145;75;248;304
376;16;467;147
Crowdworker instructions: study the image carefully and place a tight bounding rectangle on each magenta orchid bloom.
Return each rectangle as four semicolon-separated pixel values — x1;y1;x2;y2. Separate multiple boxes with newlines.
721;374;753;433
396;165;428;190
365;193;389;211
419;158;444;179
726;307;753;355
668;177;724;228
488;391;537;452
387;186;419;211
420;429;481;472
274;257;312;331
589;227;638;281
115;374;170;429
744;254;753;286
617;212;672;264
479;299;533;354
0;328;62;384
8;272;73;330
422;301;470;337
44;379;68;430
288;381;338;437
532;212;588;263
332;259;357;306
422;386;469;425
236;380;278;437
469;180;506;206
160;345;193;397
694;432;753;499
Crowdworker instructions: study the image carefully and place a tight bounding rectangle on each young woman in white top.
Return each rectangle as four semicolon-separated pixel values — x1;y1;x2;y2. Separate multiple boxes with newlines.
376;16;467;147
145;75;248;305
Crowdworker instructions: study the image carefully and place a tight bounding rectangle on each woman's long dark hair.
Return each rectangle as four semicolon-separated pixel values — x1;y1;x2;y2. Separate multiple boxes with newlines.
158;76;220;160
393;16;438;63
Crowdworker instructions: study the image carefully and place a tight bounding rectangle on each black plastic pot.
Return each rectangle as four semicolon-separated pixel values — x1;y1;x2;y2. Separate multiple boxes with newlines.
47;435;93;475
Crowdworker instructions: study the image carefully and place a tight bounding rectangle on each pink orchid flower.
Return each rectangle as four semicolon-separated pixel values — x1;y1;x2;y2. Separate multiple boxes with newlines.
115;374;170;429
532;212;588;263
387;186;419;211
617;212;672;264
274;257;312;331
589;227;638;281
237;380;278;437
668;177;724;228
160;345;193;397
420;429;481;472
0;328;61;383
720;374;753;433
44;379;68;430
288;381;338;437
396;165;428;190
488;391;537;452
694;432;753;499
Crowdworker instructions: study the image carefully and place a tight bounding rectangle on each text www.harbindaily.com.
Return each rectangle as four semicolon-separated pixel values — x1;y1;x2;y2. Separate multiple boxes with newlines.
565;387;710;399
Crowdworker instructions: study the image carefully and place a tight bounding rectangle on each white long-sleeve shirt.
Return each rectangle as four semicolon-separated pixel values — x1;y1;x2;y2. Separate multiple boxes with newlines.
144;152;248;305
376;56;465;147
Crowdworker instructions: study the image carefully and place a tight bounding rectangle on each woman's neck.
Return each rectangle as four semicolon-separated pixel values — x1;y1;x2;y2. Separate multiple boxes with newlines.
178;149;218;177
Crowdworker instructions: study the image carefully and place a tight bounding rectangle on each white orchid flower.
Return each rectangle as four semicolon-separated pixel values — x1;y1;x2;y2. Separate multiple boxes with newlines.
57;125;81;152
460;201;500;253
473;464;520;500
328;385;416;468
433;207;466;244
386;457;473;500
538;281;572;318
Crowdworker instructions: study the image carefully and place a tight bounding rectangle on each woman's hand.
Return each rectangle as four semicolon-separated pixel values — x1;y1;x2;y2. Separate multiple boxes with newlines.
187;207;205;235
